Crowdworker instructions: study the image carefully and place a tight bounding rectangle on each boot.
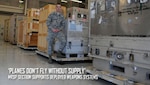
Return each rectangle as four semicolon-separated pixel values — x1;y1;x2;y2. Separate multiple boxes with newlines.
48;55;53;64
56;51;65;58
57;51;62;55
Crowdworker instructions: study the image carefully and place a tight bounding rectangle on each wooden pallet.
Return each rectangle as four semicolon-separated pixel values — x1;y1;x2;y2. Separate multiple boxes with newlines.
10;41;17;45
36;50;92;62
86;66;145;85
35;50;49;57
17;44;37;50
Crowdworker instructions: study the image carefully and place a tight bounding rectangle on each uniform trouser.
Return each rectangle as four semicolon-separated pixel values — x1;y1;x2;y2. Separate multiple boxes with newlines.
47;32;66;56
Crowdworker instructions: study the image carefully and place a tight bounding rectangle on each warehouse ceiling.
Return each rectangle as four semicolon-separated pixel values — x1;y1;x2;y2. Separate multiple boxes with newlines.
0;0;88;14
0;5;24;16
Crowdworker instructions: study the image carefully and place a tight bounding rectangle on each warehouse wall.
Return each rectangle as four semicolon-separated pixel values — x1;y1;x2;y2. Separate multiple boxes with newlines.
0;0;88;9
27;0;39;8
0;0;20;7
67;1;88;8
27;0;88;9
0;15;10;40
27;0;57;8
0;0;58;8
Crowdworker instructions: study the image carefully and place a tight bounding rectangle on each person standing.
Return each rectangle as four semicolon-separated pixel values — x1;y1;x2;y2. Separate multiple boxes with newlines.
46;4;66;64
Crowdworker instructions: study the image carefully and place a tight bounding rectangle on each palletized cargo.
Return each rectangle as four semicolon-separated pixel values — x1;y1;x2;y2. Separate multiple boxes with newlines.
17;19;38;48
17;8;39;49
37;21;48;52
9;14;24;44
4;19;10;42
26;18;39;33
27;8;39;20
17;20;26;46
26;8;40;33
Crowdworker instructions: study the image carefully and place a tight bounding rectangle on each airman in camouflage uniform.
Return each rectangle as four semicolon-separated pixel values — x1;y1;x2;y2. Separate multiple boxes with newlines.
46;4;66;63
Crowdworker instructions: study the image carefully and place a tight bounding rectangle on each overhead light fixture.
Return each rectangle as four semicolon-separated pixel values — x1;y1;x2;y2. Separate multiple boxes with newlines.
61;0;67;3
19;0;24;3
61;0;82;3
71;0;82;3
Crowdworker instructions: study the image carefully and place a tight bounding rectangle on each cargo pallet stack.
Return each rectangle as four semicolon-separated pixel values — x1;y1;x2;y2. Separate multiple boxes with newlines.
9;14;24;45
4;19;10;42
17;8;39;50
36;4;66;57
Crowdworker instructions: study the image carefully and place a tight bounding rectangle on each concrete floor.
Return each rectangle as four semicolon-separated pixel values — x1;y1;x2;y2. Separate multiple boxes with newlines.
0;40;115;85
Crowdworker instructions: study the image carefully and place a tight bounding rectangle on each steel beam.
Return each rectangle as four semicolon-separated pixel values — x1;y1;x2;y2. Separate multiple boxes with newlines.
0;5;24;13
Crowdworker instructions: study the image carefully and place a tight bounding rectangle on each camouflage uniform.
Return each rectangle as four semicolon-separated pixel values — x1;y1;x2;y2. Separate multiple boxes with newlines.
46;12;66;56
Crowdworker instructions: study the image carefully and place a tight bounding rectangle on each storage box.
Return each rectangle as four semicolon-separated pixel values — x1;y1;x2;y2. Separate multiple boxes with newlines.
27;21;39;33
17;19;38;47
4;19;10;42
9;14;25;44
37;21;48;53
17;20;24;45
27;8;39;20
37;33;48;53
24;32;38;47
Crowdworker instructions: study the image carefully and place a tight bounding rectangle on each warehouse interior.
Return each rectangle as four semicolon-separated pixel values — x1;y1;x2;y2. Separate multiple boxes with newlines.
0;0;150;85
